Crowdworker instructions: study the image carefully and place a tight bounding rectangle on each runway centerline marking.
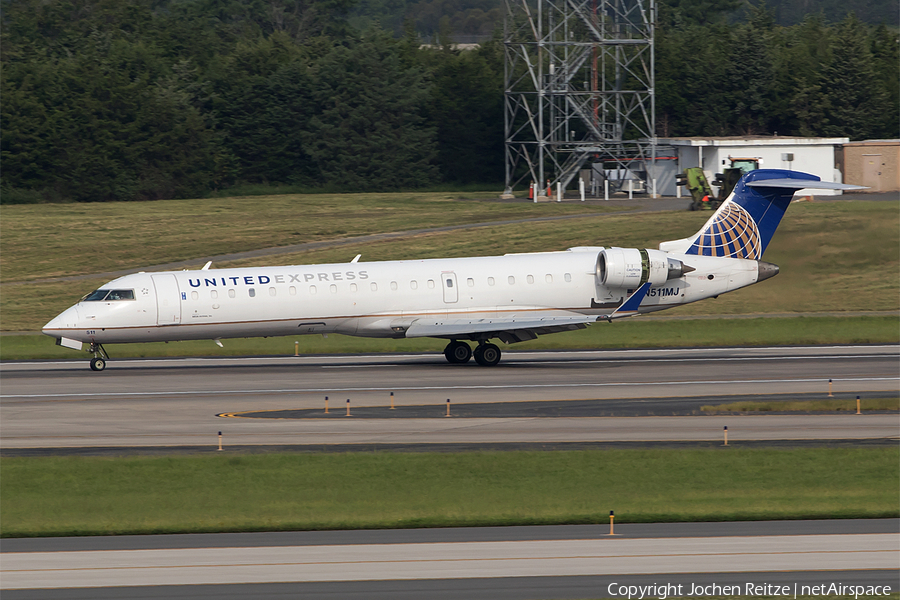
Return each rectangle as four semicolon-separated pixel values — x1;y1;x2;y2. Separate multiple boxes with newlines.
3;377;897;400
3;343;897;369
5;548;891;573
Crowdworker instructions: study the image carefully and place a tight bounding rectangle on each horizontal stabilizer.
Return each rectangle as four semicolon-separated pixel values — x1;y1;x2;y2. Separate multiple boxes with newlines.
747;179;866;191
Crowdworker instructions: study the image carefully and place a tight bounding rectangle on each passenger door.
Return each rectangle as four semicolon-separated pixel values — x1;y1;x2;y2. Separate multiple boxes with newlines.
152;274;182;325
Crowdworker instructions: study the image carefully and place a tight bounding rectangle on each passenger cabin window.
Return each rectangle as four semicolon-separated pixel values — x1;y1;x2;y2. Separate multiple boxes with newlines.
211;290;218;299
370;282;378;291
488;277;495;286
564;273;572;282
410;281;418;290
82;289;135;301
191;291;199;300
467;278;474;287
508;276;515;285
527;275;534;284
228;289;236;298
249;288;256;298
269;287;277;297
309;286;317;295
330;284;337;294
289;286;297;296
545;274;553;283
427;280;435;289
390;281;398;291
350;283;358;292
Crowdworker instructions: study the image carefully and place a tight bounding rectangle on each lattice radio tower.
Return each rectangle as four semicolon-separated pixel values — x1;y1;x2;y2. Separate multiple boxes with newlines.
503;0;657;196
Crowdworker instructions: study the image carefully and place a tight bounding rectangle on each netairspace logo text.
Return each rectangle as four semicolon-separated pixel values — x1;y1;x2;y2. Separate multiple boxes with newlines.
607;582;894;600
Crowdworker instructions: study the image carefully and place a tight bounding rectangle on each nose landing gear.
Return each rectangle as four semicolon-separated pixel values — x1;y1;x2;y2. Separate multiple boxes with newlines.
89;343;110;371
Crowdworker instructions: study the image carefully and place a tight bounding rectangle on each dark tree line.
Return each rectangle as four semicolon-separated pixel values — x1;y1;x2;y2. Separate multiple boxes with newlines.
656;5;898;140
1;0;896;203
1;0;503;202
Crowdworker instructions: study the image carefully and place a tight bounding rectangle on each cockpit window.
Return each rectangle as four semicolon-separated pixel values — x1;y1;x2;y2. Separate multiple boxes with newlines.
107;289;135;300
81;289;135;301
82;290;110;301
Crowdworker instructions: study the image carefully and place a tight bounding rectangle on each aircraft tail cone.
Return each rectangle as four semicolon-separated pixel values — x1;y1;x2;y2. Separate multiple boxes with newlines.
757;261;779;282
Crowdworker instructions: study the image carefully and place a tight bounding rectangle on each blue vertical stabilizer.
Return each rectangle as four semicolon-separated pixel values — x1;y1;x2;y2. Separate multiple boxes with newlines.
683;170;820;259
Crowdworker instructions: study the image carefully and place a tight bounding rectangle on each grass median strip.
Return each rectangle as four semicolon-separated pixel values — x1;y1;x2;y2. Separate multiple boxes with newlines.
702;398;900;413
2;448;897;537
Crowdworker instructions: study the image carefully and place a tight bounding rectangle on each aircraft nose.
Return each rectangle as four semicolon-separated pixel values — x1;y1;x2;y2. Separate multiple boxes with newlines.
42;306;79;335
42;315;60;333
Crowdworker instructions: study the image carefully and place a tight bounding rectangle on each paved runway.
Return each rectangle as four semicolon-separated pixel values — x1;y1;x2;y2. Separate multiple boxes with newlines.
2;347;897;598
1;345;897;449
2;520;897;598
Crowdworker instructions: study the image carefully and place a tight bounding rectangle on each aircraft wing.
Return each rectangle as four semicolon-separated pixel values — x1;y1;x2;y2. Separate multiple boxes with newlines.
404;313;597;342
405;283;651;342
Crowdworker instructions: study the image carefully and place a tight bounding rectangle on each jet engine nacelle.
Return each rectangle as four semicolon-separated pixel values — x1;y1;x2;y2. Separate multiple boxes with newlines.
597;247;693;289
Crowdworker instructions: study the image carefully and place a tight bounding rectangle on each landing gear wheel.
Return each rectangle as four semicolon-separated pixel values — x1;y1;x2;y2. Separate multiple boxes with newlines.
443;341;472;364
90;357;107;372
473;343;501;366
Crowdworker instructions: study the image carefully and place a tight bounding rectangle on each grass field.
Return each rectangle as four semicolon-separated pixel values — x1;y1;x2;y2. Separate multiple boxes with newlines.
2;195;897;349
0;192;611;283
1;448;896;537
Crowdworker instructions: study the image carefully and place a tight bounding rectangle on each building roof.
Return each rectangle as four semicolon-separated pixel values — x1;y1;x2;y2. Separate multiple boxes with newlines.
659;136;849;146
842;139;900;146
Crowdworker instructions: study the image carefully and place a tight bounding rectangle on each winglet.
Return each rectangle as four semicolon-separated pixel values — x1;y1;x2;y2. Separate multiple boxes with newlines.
604;282;651;322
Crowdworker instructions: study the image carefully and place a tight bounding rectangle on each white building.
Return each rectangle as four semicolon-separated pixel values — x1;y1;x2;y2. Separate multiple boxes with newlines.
653;136;849;196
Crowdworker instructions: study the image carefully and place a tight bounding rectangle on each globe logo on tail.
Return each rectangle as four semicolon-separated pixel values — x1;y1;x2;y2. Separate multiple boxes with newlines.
688;201;762;259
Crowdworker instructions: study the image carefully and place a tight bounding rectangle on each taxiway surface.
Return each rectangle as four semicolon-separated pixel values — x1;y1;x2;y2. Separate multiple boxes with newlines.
3;520;897;598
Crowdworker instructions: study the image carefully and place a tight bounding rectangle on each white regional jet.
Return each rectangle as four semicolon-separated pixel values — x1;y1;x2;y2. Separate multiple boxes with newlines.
43;170;859;371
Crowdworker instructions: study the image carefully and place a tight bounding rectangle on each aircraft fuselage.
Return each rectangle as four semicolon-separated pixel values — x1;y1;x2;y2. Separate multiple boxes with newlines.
42;248;761;346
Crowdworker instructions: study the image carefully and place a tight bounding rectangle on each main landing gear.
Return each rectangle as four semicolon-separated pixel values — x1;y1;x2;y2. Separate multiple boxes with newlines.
89;342;109;372
443;340;502;366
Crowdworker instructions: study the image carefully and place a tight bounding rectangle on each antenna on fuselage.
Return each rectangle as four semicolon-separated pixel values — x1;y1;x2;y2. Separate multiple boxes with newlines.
201;261;212;270
350;254;361;263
